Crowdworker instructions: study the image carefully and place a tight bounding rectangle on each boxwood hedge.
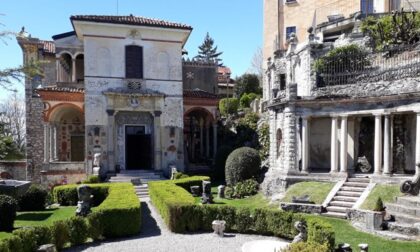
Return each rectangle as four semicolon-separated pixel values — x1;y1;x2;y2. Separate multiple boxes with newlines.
149;177;335;249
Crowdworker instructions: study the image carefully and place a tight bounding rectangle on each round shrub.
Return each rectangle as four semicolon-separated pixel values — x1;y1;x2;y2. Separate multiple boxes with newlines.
214;145;234;180
67;216;88;245
0;195;18;231
240;93;252;108
225;147;261;186
51;220;69;250
286;242;330;252
234;178;259;198
18;184;48;211
219;98;239;116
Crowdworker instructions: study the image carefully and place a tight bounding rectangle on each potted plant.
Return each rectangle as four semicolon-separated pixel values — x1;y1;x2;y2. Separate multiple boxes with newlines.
367;197;386;230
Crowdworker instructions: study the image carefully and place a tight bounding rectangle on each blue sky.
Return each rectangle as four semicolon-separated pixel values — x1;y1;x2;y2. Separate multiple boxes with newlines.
0;0;262;99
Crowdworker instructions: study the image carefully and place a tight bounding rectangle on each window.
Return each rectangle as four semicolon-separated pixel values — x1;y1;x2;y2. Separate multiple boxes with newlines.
276;129;283;157
280;74;286;90
125;45;143;79
360;0;374;14
286;26;296;40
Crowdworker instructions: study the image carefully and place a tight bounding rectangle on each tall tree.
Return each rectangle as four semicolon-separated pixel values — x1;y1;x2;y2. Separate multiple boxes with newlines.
234;73;262;98
0;93;25;152
247;47;263;86
195;32;223;65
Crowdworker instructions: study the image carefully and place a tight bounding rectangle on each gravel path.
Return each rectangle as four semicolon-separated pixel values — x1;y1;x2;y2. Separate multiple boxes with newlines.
67;200;286;252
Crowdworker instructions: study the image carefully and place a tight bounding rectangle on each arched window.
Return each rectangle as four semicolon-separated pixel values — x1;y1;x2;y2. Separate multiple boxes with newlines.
276;128;282;157
125;45;143;79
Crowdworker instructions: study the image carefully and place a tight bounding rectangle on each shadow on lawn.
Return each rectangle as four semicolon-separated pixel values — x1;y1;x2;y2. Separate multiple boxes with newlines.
16;212;53;221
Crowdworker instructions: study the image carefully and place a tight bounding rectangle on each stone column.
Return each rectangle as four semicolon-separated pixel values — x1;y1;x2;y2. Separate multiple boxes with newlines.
374;114;383;175
71;58;76;83
340;116;348;174
43;123;50;163
206;125;210;158
416;112;420;175
154;111;162;170
199;118;204;157
283;106;297;173
49;124;54;162
301;116;309;173
53;125;58;161
213;123;218;159
56;57;60;82
383;114;391;175
107;109;115;173
330;117;339;173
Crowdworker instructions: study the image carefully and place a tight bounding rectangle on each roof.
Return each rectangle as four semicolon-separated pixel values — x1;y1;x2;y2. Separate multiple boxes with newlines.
70;15;193;30
37;86;84;93
218;66;232;75
42;41;56;54
183;89;219;99
52;31;76;40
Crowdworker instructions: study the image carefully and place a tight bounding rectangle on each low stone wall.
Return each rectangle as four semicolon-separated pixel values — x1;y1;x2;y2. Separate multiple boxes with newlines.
312;78;420;98
280;202;323;214
41;162;86;188
0;160;27;180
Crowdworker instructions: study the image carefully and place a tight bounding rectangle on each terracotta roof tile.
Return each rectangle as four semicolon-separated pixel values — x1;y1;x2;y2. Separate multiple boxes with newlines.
70;15;192;30
183;89;219;99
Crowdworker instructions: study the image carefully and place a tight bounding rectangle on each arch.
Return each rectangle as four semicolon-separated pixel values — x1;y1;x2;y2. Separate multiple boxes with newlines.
47;103;84;123
75;53;84;83
184;107;215;123
57;52;73;82
57;50;74;58
73;52;84;58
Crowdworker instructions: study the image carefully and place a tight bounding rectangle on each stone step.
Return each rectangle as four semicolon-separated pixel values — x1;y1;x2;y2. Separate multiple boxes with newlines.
388;211;420;224
329;201;354;208
336;191;363;197
322;212;347;219
387;203;420;217
333;196;359;202
397;196;420;208
387;222;420;236
347;177;370;183
326;206;348;213
340;186;366;192
343;182;369;188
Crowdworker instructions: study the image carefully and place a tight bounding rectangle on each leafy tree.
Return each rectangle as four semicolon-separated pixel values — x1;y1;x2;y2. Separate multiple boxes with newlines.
0;123;23;160
195;32;223;65
234;73;262;98
0;93;25;151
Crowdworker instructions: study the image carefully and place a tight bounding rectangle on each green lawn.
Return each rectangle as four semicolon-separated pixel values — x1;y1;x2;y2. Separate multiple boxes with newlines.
306;215;420;252
0;232;12;240
14;206;76;228
360;184;402;210
281;181;335;204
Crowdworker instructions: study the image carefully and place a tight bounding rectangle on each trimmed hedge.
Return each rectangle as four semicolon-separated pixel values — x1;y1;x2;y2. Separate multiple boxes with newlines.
53;184;109;207
0;195;17;232
149;177;335;248
18;185;48;211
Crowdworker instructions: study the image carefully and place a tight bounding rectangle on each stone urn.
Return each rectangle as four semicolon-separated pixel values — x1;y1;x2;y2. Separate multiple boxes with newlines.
212;220;226;237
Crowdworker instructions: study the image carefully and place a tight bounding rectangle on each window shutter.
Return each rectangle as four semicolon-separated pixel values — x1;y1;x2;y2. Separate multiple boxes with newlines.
126;45;143;79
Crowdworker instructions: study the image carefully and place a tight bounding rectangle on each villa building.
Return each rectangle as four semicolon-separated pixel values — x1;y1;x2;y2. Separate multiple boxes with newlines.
17;15;220;186
262;0;420;216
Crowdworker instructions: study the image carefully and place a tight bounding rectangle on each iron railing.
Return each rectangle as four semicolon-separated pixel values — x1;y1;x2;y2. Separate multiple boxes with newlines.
315;44;420;87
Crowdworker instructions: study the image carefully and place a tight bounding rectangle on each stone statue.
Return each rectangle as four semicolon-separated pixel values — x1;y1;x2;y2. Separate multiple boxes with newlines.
76;185;93;217
400;163;420;196
217;185;225;198
201;180;213;204
292;221;307;243
190;186;200;197
92;153;101;175
212;220;226;237
170;166;178;180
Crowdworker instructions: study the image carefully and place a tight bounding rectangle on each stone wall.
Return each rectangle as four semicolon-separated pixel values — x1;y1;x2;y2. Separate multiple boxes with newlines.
0;161;27;180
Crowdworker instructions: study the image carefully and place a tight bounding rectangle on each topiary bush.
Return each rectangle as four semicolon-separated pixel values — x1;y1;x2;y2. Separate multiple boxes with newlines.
234;178;259;198
282;242;330;252
173;172;189;180
213;145;234;180
82;175;100;184
307;218;335;251
373;196;385;212
51;220;70;250
87;212;104;241
0;195;18;231
219;97;239;116
18;184;48;211
225;147;261;186
67;216;89;246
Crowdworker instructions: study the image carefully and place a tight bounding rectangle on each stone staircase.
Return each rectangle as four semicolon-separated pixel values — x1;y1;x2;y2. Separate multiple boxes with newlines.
323;177;370;219
109;170;165;200
386;196;420;236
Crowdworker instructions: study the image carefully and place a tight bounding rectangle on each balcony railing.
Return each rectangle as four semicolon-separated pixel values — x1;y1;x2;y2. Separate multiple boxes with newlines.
315;44;420;87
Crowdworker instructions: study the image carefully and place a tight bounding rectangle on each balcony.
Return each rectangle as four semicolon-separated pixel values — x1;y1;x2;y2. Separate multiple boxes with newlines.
315;44;420;87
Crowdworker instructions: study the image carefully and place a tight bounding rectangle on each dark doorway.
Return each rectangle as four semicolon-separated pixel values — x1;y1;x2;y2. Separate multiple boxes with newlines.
125;126;152;170
71;136;85;162
356;117;375;173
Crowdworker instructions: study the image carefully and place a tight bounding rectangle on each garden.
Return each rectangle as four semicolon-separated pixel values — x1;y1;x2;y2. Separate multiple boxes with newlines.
0;181;141;251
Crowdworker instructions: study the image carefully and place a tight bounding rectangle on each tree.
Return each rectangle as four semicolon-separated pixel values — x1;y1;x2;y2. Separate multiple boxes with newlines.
195;32;223;65
0;93;25;152
234;73;262;98
247;47;263;85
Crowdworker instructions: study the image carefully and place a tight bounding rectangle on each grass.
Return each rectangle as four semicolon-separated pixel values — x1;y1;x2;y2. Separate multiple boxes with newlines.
193;186;274;210
306;215;420;252
360;184;402;210
0;232;12;240
14;206;76;228
281;181;335;204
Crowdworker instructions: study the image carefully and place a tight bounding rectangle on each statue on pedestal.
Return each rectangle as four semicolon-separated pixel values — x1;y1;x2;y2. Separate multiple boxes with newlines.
76;185;93;217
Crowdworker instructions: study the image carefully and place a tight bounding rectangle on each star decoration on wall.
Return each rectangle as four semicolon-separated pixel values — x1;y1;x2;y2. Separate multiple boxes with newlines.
186;72;194;80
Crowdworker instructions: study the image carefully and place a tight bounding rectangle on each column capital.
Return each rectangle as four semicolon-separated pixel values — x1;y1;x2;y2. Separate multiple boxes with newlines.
340;115;349;119
106;109;115;116
373;113;383;118
154;111;162;117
